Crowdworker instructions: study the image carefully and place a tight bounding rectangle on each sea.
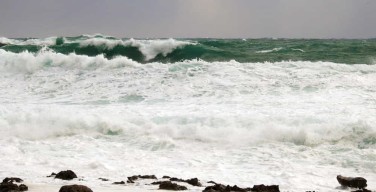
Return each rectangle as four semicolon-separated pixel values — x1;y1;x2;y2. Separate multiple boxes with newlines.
0;35;375;191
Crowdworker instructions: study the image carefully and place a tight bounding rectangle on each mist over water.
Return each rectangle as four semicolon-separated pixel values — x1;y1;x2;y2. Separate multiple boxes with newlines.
0;35;375;191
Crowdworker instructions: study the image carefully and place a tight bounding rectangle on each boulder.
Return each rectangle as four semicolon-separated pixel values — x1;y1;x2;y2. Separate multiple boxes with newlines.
18;184;28;191
351;189;371;192
337;175;367;189
59;185;93;192
0;43;7;47
0;182;19;192
55;170;78;180
251;184;279;192
186;178;202;187
159;181;187;190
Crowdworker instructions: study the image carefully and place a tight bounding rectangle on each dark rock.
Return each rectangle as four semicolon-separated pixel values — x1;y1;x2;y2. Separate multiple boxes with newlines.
127;175;157;183
163;176;171;179
0;182;19;192
169;177;202;186
151;181;164;185
203;184;227;192
0;43;7;47
0;177;28;192
47;173;57;177
112;181;125;185
170;177;185;182
251;184;279;192
207;181;217;184
159;181;187;191
55;170;77;180
18;184;28;191
337;175;367;189
139;175;157;179
351;189;371;192
59;185;93;192
203;183;251;192
186;178;202;187
98;178;109;181
127;175;138;181
2;178;23;183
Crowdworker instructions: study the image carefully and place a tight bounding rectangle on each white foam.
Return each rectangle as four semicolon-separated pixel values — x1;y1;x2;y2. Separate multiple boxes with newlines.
0;37;59;46
256;47;283;53
0;49;139;73
1;53;376;191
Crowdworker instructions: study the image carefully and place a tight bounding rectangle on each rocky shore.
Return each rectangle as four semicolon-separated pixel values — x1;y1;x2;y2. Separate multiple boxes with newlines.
0;171;373;192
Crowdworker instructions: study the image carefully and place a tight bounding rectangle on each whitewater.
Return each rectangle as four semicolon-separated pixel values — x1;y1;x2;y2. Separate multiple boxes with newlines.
0;36;375;191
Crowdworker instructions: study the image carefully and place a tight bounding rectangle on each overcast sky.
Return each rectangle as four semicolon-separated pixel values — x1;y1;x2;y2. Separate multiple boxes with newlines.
0;0;375;38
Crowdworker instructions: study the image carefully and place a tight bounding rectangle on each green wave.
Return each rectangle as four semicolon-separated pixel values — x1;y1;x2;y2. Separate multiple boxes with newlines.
1;36;376;64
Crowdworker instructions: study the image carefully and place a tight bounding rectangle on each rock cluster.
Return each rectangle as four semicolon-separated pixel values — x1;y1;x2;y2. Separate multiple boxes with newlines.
169;177;202;187
127;175;157;183
158;181;188;191
0;177;28;192
203;183;279;192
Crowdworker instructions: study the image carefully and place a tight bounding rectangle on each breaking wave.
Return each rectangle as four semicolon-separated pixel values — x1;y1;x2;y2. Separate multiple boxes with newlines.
1;35;376;64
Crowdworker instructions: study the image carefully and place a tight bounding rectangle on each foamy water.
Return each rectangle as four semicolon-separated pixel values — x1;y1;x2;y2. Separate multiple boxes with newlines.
0;38;375;191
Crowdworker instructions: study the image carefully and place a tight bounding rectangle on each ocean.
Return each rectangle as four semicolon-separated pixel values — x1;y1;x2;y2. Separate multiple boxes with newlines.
0;35;375;191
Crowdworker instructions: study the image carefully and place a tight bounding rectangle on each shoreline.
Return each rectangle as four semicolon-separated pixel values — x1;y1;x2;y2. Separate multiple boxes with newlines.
1;172;374;192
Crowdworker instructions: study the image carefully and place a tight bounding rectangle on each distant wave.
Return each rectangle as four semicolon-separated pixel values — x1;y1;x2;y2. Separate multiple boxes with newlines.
255;47;283;53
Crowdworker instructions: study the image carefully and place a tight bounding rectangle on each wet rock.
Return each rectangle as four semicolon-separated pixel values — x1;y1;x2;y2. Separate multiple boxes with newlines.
55;170;78;180
203;184;250;192
139;175;157;179
186;178;202;187
127;175;157;183
2;178;23;183
59;185;93;192
47;173;57;177
170;178;185;182
207;181;217;184
159;181;187;191
203;184;226;192
18;184;28;191
337;175;367;189
151;181;164;185
351;189;371;192
251;184;279;192
0;43;7;47
0;182;19;192
112;181;125;185
0;177;28;192
170;177;202;186
163;176;171;179
98;178;109;181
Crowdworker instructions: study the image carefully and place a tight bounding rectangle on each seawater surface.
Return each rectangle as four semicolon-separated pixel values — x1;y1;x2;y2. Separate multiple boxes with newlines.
0;35;375;191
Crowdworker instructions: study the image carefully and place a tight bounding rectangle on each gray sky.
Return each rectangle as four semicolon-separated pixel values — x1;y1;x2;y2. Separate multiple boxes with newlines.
0;0;375;38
